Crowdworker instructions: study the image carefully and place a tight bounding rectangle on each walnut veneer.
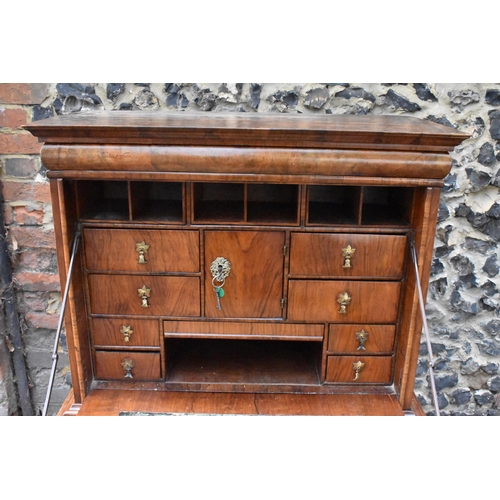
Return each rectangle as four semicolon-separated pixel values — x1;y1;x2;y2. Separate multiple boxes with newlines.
25;112;468;416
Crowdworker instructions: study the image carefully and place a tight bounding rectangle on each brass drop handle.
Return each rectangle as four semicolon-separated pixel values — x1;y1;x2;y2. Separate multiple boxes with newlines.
138;285;151;308
121;358;135;378
353;361;365;381
355;329;369;350
337;292;351;314
342;245;356;268
136;241;150;264
120;325;134;343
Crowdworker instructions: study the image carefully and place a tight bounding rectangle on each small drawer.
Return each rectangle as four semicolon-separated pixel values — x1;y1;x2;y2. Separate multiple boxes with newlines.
84;229;200;273
88;275;201;317
289;233;406;278
328;324;396;354
326;355;393;384
93;318;160;348
164;320;324;341
288;280;401;323
94;351;161;381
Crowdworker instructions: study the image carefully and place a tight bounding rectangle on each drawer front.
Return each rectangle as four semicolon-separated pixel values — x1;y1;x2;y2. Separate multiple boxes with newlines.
288;280;401;323
328;324;396;354
289;233;406;278
164;321;324;341
88;275;200;316
93;318;160;348
84;228;200;272
94;351;161;381
326;355;393;384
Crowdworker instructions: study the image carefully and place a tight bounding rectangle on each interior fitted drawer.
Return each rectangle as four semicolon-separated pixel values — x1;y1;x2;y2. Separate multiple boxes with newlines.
88;275;200;316
326;355;393;384
84;228;200;272
164;320;324;341
93;318;160;348
328;324;396;354
289;233;407;278
94;351;161;381
288;280;401;323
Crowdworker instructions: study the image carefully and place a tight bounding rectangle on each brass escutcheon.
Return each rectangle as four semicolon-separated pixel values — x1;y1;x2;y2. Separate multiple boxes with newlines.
337;292;351;314
355;329;369;350
121;358;135;378
342;245;356;268
120;325;134;343
138;285;151;308
136;241;150;264
210;257;231;281
352;360;365;381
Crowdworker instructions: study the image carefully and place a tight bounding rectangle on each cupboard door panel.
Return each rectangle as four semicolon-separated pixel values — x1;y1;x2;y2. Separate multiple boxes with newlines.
290;233;406;278
204;231;285;319
288;280;401;323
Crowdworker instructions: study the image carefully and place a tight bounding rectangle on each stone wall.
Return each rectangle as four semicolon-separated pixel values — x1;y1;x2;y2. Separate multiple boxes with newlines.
1;83;499;415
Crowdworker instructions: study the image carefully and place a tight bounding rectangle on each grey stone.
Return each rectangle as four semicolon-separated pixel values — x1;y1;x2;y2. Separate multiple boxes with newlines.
468;211;489;229
436;225;453;244
118;103;132;110
477;338;500;356
438;393;449;409
485;89;500;106
455;203;472;218
482;363;499;375
482;319;500;335
437;200;450;222
487;376;500;392
383;89;421;112
106;83;125;101
449;89;480;111
483;254;499;277
249;84;262;109
474;389;495;405
433;373;459;391
450;290;479;314
477;142;496;166
481;218;500;241
461;357;480;375
430;258;444;276
489;110;500;140
451;388;472;405
486;203;500;218
429;277;447;298
133;89;159;110
427;115;455;128
32;106;53;122
451;255;474;275
435;245;454;258
304;88;330;109
481;280;498;297
413;84;437;102
463;237;495;254
466;167;492;190
194;89;216;111
488;409;500;415
335;87;376;103
492;171;500;188
267;90;299;109
457;273;478;289
464;116;486;138
480;297;498;311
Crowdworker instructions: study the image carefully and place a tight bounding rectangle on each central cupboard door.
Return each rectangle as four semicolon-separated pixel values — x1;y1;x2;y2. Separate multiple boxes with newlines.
204;231;285;318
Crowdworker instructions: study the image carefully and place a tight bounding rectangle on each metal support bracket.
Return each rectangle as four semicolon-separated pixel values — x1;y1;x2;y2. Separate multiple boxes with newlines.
410;240;441;417
42;229;81;416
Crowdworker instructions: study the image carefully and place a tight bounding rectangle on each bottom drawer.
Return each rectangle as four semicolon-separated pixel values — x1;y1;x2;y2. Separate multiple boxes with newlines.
326;355;393;384
94;351;161;381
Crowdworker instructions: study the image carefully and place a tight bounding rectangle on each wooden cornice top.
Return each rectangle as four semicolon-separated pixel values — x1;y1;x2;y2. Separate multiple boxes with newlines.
25;111;470;153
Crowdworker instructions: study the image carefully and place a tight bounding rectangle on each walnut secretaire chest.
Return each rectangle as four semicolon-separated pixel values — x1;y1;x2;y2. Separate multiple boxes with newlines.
25;112;468;416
